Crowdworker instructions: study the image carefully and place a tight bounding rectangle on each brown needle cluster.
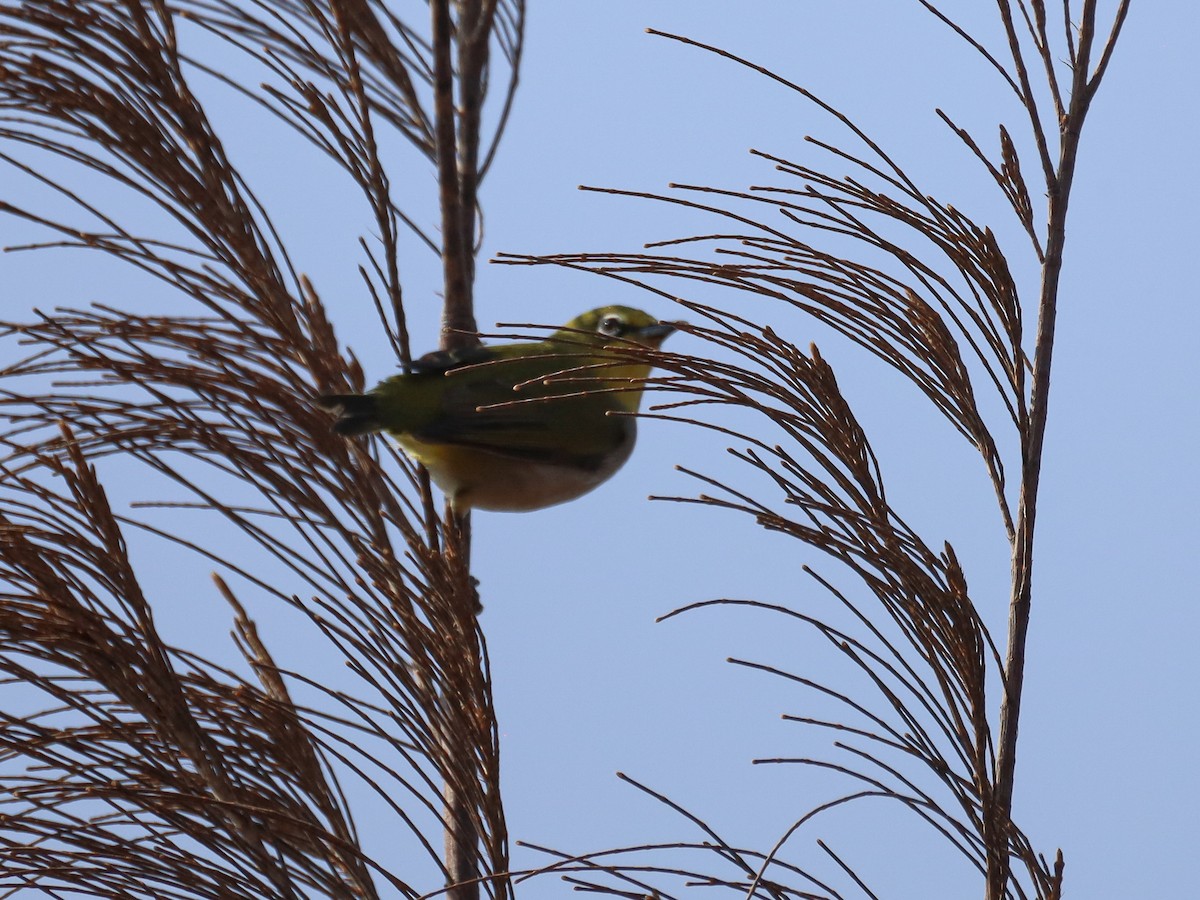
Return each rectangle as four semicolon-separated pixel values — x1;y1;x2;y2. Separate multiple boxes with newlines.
1;1;523;898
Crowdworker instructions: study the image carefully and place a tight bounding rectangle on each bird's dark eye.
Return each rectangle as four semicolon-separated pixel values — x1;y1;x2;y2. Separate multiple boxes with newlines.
598;314;624;336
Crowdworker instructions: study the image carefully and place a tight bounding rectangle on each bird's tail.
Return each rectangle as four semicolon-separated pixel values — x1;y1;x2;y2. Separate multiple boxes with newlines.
315;393;383;436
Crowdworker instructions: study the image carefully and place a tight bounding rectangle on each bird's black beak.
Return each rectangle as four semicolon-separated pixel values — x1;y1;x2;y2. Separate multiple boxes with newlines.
635;321;679;343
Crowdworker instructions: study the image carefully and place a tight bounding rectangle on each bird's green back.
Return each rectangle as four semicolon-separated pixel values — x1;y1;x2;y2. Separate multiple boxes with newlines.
369;322;657;467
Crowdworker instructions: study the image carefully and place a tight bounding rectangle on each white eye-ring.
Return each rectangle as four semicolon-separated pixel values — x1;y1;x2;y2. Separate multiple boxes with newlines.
598;314;624;336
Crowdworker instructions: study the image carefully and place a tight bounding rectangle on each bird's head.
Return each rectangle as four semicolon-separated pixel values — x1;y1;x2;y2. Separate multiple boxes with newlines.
553;305;677;350
540;306;678;413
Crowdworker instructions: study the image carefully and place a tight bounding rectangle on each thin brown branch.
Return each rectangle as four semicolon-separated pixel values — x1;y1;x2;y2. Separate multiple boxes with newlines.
994;0;1057;184
431;0;475;350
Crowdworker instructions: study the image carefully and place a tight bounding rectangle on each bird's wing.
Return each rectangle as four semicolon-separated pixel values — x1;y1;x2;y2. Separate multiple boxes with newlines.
411;352;632;470
408;344;499;374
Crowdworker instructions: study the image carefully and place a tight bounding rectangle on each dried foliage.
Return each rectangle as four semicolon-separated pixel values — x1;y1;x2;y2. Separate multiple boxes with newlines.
0;1;1132;899
0;0;522;898
499;3;1129;898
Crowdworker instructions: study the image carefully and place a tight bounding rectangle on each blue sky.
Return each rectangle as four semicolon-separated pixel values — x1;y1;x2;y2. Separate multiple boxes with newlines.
475;4;1197;896
2;2;1194;897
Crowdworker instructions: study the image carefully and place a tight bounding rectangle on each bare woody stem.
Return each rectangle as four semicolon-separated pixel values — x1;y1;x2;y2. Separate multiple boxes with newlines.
433;0;479;351
988;3;1122;896
431;3;484;899
441;508;479;900
989;135;1074;900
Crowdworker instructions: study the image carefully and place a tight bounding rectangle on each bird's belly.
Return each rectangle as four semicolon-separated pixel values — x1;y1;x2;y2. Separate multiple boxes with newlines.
395;436;634;512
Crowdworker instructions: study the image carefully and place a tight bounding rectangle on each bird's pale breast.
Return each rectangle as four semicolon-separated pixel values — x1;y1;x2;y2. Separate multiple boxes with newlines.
397;425;636;512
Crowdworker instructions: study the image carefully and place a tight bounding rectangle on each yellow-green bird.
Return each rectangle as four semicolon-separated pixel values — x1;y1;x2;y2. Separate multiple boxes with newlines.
317;306;676;511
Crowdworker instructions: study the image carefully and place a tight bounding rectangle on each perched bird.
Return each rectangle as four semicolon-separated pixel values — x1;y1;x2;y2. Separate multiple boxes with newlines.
317;305;676;511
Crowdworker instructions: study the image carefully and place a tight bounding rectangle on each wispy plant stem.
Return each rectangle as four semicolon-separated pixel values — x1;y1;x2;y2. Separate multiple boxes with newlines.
430;2;487;897
433;0;478;351
990;5;1124;896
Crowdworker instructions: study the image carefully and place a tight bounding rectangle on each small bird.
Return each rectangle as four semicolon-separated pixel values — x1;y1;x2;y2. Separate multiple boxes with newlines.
317;305;676;511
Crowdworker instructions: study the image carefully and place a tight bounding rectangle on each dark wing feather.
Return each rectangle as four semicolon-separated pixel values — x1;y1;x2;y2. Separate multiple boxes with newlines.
409;352;633;470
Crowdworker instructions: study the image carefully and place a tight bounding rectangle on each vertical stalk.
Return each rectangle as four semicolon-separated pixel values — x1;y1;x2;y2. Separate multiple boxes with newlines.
433;0;478;352
431;3;482;898
443;725;480;900
441;508;479;900
986;5;1107;896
